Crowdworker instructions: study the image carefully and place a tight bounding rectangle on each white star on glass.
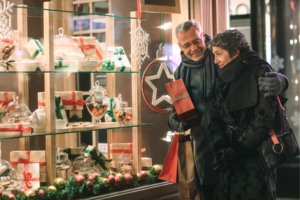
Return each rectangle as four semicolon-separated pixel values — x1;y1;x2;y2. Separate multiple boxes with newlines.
130;19;150;69
145;62;174;106
0;0;15;37
271;55;284;72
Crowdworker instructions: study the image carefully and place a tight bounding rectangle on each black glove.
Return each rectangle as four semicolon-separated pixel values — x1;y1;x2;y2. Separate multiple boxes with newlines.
258;72;288;97
213;148;236;175
167;112;194;132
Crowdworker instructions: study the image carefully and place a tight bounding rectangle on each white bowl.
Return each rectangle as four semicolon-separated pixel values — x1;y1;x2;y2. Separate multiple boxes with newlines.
78;60;98;71
9;61;41;71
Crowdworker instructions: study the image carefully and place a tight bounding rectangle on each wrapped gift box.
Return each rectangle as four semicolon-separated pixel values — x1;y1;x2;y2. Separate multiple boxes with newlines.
18;163;40;191
10;151;46;186
59;147;84;161
0;123;31;138
72;37;96;58
110;143;133;161
56;164;71;180
66;110;82;122
84;145;112;171
103;97;118;122
56;91;85;111
142;157;152;171
123;107;133;124
165;79;200;124
107;46;131;72
54;60;78;71
0;92;15;115
37;93;69;124
95;40;104;71
25;39;44;63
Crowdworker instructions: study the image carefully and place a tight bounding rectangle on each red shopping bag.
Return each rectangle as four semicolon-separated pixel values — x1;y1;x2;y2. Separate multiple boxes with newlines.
158;134;180;183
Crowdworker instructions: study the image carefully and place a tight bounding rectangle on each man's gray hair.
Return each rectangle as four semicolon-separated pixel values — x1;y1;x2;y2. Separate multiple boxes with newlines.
175;20;202;38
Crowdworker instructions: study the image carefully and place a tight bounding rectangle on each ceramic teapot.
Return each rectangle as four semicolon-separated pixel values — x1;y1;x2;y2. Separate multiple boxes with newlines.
29;109;46;132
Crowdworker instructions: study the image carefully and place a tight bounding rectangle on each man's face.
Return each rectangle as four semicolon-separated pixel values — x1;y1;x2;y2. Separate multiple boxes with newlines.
177;27;207;61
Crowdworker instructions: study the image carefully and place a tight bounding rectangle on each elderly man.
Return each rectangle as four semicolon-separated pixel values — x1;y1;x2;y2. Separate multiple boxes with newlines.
168;20;288;200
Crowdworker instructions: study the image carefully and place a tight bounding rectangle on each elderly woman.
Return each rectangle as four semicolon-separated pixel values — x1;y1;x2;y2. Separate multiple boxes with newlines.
208;30;278;200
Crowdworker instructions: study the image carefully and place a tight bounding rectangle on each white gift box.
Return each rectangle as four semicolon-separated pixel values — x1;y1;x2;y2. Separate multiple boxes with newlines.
18;163;40;191
72;37;96;58
95;40;104;71
25;39;44;62
56;91;84;111
0;123;31;138
142;157;152;168
37;93;68;124
0;92;15;114
110;143;133;160
54;60;78;71
107;46;131;72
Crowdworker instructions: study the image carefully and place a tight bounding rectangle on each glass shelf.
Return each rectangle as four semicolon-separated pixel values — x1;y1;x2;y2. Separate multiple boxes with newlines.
0;123;156;141
12;6;147;20
0;70;142;74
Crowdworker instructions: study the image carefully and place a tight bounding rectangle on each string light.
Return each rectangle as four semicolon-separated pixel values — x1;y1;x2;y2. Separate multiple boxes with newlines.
296;79;298;84
290;24;294;29
295;96;299;101
290;39;294;45
294;39;298;44
290;55;294;61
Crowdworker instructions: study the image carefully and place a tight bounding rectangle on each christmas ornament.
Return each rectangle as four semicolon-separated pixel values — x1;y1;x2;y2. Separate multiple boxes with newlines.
54;177;66;189
87;180;93;190
142;43;176;113
38;189;45;196
108;175;115;183
291;111;300;127
88;175;95;181
102;178;110;187
8;194;15;199
0;0;15;37
136;173;142;181
115;173;123;178
75;175;85;184
124;173;133;185
139;171;147;179
48;186;57;191
153;165;162;174
24;190;36;199
130;0;150;69
114;177;120;186
271;55;284;72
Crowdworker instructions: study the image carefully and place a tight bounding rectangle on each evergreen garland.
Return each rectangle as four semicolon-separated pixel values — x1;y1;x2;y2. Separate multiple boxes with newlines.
0;166;163;200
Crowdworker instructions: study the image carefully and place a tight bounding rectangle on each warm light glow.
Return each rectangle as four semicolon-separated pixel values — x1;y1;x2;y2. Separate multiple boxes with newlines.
159;22;172;30
295;39;298;44
164;131;174;142
295;96;299;101
290;39;294;45
290;55;294;61
296;79;298;84
290;24;294;29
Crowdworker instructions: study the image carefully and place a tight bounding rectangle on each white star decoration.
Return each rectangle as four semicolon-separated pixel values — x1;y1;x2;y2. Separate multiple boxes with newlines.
145;62;174;106
0;0;14;37
271;55;284;72
291;110;300;127
130;19;150;69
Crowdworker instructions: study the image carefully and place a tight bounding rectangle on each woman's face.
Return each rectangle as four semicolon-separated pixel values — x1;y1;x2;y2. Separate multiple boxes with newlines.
212;46;240;68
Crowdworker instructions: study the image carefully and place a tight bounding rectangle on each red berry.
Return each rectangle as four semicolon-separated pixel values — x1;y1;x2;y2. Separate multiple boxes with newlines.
114;177;120;186
139;171;148;179
38;189;45;196
88;175;94;181
8;194;15;199
75;175;85;184
108;175;115;183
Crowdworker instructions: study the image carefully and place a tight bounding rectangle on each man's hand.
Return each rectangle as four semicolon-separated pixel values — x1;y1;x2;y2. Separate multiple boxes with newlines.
168;112;194;132
258;72;288;97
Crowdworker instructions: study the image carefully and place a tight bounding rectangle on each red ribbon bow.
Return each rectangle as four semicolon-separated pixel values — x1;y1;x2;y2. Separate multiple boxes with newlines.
74;37;96;53
38;102;45;107
22;170;40;191
1;38;15;45
61;91;85;110
96;48;103;67
0;92;13;109
0;123;31;137
10;151;46;167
